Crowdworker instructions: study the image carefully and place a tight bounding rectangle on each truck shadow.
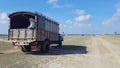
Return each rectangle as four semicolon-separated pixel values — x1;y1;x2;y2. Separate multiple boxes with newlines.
0;53;4;54
31;45;88;55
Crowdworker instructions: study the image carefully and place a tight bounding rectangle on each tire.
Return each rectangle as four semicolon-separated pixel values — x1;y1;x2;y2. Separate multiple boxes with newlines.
21;46;31;52
46;41;50;52
40;41;50;53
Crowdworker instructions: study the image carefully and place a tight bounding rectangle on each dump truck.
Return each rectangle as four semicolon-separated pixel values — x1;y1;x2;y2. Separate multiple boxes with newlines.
8;11;63;52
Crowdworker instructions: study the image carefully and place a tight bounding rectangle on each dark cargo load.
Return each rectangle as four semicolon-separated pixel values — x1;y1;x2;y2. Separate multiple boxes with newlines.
9;12;35;29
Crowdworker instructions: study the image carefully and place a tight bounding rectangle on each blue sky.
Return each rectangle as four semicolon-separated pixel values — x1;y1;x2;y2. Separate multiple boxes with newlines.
0;0;120;34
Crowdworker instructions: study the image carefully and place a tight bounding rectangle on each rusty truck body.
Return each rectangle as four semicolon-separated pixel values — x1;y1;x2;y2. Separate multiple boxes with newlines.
8;11;61;52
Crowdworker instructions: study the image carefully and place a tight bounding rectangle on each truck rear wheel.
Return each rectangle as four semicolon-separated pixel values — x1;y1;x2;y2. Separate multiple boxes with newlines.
21;46;31;52
40;41;50;53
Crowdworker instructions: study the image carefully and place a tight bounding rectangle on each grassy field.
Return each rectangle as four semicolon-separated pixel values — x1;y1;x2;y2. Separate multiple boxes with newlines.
101;35;120;45
0;35;120;68
0;35;90;68
0;41;13;51
0;35;8;40
0;35;13;51
63;35;90;45
0;35;91;52
58;35;91;51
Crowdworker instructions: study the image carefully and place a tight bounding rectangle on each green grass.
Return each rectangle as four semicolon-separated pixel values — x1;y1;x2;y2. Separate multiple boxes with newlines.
57;35;90;51
0;35;91;52
0;35;13;51
0;52;27;67
63;35;91;46
0;41;13;51
101;35;120;45
0;35;8;40
51;35;90;51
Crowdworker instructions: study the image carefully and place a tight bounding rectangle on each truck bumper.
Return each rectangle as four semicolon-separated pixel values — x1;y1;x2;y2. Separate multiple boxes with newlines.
11;40;35;46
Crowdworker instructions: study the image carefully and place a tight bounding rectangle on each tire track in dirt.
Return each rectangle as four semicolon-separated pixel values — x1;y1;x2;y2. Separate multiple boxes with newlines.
39;36;120;68
85;36;120;68
40;37;90;68
98;37;120;63
84;37;102;68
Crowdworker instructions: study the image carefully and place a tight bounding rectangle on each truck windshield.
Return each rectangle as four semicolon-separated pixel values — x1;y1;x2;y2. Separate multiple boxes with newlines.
10;14;35;29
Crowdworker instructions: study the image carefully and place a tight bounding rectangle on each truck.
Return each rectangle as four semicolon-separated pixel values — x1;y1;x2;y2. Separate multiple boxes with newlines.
8;11;63;52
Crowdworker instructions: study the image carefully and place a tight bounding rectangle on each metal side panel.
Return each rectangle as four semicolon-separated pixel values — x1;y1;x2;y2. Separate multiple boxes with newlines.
9;29;36;41
12;29;19;39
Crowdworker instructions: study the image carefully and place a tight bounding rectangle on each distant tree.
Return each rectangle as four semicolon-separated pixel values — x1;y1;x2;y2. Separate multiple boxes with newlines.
63;32;64;34
82;34;84;36
63;32;65;36
115;32;117;35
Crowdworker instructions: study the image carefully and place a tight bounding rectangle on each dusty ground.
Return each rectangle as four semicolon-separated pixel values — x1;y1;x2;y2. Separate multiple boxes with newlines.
0;35;120;68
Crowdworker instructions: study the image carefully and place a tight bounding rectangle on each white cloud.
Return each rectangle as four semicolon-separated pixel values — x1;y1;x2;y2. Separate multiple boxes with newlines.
75;9;86;15
58;9;93;34
102;4;120;26
75;14;92;22
47;0;60;8
65;20;92;28
0;12;9;24
74;9;92;23
75;23;92;27
47;0;58;4
60;9;92;32
63;9;92;28
47;0;72;8
66;20;73;24
60;24;67;28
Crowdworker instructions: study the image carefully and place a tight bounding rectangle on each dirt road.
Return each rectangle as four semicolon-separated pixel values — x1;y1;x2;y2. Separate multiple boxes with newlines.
0;36;120;68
